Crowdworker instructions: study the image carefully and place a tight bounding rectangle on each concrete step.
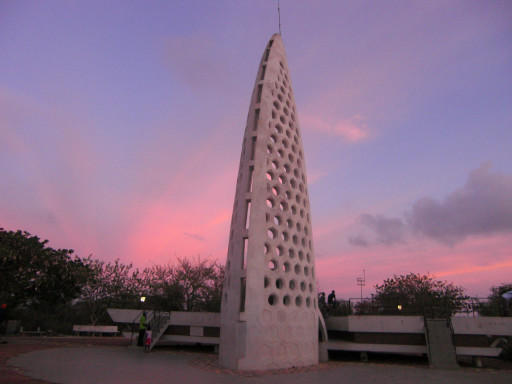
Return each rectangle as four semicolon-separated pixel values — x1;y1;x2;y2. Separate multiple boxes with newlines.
425;319;458;370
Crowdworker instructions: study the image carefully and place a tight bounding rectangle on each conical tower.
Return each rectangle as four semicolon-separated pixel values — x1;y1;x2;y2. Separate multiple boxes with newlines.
220;34;318;370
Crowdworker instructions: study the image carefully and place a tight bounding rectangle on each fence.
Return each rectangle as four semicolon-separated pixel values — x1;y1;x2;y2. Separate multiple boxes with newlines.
321;297;509;318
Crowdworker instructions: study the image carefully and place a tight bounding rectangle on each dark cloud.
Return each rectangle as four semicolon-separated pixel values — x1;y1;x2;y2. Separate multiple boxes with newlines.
407;163;512;245
349;164;512;247
183;232;205;242
348;234;370;247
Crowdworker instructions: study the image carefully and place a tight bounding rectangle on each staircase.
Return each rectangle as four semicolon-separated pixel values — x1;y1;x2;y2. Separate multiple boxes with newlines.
424;318;458;369
149;312;171;352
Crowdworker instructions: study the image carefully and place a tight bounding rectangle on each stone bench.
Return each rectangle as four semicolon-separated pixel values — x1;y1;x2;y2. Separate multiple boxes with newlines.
73;325;118;336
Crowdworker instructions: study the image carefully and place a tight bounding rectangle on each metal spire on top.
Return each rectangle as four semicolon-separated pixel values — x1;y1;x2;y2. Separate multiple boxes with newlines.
278;0;281;35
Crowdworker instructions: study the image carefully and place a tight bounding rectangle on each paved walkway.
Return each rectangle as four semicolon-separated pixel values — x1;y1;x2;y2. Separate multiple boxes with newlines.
6;342;512;384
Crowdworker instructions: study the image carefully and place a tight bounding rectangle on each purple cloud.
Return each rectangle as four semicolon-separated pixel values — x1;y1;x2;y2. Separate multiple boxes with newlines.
407;163;512;245
349;164;512;247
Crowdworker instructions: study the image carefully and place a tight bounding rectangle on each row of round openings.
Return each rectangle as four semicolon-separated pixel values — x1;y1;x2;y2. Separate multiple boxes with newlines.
267;259;315;277
266;197;307;220
268;183;307;205
268;293;314;308
265;276;314;294
269;214;309;234
265;242;312;263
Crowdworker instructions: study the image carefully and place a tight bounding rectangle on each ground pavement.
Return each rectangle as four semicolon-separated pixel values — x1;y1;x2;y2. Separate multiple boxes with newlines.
2;337;511;384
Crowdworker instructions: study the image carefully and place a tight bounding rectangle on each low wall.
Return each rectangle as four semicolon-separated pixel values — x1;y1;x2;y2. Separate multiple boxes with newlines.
107;309;511;358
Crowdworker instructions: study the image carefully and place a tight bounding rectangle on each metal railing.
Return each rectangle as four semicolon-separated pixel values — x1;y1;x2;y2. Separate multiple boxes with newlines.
321;296;509;317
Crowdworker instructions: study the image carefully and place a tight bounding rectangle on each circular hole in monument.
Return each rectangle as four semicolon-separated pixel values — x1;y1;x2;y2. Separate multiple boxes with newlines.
300;281;306;291
294;264;301;275
295;194;301;204
281;231;289;242
306;253;311;262
304;226;308;235
283;107;289;116
294;169;300;179
299;184;304;193
288;153;294;162
270;134;277;144
283;262;290;273
278;94;283;102
272;186;280;196
287;219;293;228
276;278;284;289
304;266;309;276
271;160;279;170
285;191;292;199
267;228;277;239
280;115;286;124
264;277;270;288
288;248;295;258
300;209;305;218
291;113;296;122
267;145;273;154
294;135;299;145
279;201;288;211
274;124;283;134
284;164;291;173
268;260;278;271
266;198;274;208
295;296;302;307
272;110;277;119
280;85;286;93
302;237;306;247
283;295;291;306
298;250;304;260
278;149;284;158
309;283;313;293
268;294;278;306
276;245;283;257
292;235;298;245
306;297;311;307
273;101;281;110
290;179;297;189
266;171;274;181
279;175;287;185
291;144;296;153
291;205;297;215
264;243;270;254
286;129;291;138
296;223;302;232
286;99;291;108
289;280;296;290
282;139;289;148
273;215;281;226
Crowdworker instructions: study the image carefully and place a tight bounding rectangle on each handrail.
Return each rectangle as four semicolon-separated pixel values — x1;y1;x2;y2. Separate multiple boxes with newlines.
129;310;155;345
423;316;432;366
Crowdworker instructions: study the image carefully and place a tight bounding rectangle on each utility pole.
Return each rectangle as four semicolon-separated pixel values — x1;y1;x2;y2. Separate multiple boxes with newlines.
357;269;366;302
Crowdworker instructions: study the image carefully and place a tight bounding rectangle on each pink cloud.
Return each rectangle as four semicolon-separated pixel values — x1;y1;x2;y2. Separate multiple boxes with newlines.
300;113;370;143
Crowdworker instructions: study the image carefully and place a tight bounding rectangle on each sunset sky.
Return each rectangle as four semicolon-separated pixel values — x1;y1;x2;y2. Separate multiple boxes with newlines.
1;1;511;298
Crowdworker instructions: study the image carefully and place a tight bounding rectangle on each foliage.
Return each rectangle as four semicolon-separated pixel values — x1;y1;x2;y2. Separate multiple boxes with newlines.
373;273;469;316
78;257;143;325
477;283;512;317
0;228;88;310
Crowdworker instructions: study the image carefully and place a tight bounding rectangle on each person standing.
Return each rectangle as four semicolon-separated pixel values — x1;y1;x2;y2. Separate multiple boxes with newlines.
144;324;152;353
328;290;336;307
137;311;146;346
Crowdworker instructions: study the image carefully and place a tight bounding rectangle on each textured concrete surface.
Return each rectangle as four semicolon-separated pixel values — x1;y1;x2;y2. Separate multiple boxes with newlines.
220;32;318;370
7;343;512;384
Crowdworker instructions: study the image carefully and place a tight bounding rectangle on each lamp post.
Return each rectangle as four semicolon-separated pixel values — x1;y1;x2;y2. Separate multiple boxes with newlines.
140;296;146;310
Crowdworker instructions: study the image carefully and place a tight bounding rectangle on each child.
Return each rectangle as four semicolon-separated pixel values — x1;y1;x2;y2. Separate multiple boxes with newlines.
144;325;152;353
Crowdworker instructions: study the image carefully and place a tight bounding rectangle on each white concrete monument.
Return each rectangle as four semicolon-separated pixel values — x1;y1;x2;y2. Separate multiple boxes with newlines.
219;34;319;370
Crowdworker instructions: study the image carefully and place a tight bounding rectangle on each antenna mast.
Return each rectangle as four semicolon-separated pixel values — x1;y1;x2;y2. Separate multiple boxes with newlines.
278;0;281;35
